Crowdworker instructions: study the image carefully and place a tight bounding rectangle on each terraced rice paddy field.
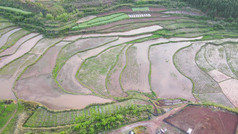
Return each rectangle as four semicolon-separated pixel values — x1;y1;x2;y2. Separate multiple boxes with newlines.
0;6;238;133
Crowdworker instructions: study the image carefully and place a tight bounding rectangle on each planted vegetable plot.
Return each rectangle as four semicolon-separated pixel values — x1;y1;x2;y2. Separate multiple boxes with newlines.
24;99;150;127
224;43;238;77
0;101;16;129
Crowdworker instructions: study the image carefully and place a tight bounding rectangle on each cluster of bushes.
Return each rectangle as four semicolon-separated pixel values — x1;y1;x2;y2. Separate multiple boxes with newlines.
71;105;152;134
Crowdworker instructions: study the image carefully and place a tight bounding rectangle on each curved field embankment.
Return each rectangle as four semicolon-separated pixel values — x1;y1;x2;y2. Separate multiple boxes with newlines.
0;28;21;48
174;42;233;107
0;33;39;57
0;35;43;69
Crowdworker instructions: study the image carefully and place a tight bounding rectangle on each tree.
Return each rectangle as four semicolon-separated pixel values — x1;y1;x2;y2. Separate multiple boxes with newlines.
46;13;54;20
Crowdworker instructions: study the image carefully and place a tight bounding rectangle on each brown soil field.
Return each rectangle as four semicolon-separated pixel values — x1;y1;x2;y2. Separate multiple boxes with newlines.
0;35;43;69
150;42;194;100
164;105;238;134
21;42;69;79
57;54;92;94
0;28;21;48
64;25;162;41
15;74;112;110
0;33;38;57
219;79;238;107
78;17;179;32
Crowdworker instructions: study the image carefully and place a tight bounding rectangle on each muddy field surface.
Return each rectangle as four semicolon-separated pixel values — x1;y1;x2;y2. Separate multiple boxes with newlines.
164;105;238;134
219;79;238;107
0;54;38;100
174;42;233;106
0;35;43;69
0;28;21;48
21;42;69;79
57;54;92;94
150;42;194;100
16;74;112;110
106;45;129;97
0;33;39;57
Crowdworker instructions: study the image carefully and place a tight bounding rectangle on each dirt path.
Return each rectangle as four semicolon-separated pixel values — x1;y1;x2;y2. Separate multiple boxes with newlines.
109;104;186;134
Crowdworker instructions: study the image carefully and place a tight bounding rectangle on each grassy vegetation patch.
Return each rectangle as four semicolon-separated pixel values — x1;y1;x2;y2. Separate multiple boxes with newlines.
0;6;32;16
132;7;149;11
24;99;151;128
72;13;129;30
0;101;16;129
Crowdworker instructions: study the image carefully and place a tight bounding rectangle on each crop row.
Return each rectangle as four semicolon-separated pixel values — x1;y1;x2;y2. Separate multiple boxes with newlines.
24;99;148;127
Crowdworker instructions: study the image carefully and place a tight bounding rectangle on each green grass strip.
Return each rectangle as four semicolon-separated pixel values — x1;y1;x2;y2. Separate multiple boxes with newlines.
0;6;32;15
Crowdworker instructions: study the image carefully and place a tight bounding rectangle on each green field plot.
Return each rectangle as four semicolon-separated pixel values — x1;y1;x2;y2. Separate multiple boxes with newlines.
0;6;32;16
0;29;30;53
132;7;149;11
72;13;129;30
0;101;16;129
78;45;126;95
24;99;152;128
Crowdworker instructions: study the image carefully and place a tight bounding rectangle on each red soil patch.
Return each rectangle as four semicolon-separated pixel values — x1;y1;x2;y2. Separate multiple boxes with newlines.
164;105;238;134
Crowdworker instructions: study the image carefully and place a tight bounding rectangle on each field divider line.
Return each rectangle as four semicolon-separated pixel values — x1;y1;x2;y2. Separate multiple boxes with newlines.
0;26;17;38
53;37;119;95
